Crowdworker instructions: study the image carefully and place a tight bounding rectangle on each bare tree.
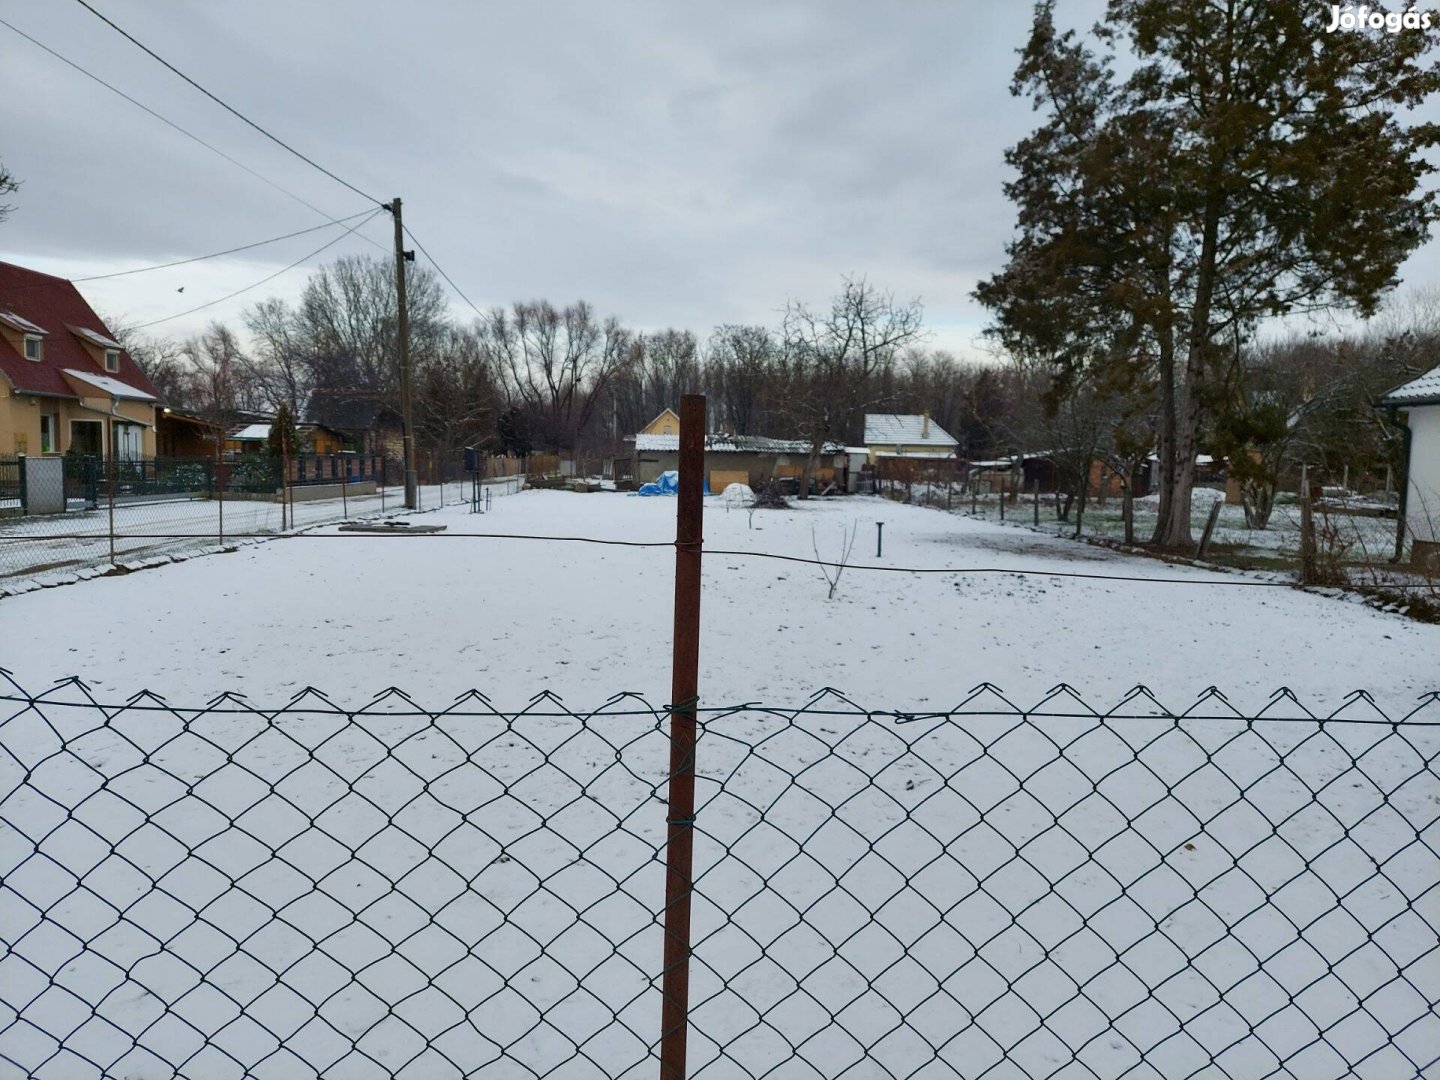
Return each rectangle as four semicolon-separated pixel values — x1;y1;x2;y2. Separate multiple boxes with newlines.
782;277;924;499
706;324;782;435
296;254;446;393
108;321;196;410
488;300;638;454
0;159;18;224
243;297;312;414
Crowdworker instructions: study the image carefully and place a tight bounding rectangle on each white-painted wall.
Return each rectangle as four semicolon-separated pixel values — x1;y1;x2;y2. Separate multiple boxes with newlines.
1406;404;1440;545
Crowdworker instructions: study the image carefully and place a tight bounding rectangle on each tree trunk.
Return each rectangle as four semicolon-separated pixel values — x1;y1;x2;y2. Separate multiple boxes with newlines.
1154;188;1222;551
798;438;824;501
1242;479;1275;530
1122;477;1135;546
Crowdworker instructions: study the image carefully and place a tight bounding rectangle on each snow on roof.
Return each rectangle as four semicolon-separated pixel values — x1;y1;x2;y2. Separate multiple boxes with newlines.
68;325;123;350
863;414;958;448
62;369;157;401
635;433;843;454
1379;365;1440;406
0;310;48;335
230;423;272;441
872;450;956;460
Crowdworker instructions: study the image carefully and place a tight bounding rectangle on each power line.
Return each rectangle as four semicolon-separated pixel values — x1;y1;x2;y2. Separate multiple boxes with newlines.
127;207;384;329
75;212;378;282
0;15;384;247
403;224;488;320
0;213;378;293
71;0;385;209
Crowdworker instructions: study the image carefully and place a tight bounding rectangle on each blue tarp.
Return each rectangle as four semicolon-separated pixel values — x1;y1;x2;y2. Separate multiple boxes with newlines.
636;470;680;497
635;470;712;496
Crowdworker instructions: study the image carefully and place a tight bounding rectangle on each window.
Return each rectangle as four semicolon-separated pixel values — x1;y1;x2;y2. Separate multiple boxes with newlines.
23;335;41;361
112;421;143;461
39;414;57;454
104;349;120;373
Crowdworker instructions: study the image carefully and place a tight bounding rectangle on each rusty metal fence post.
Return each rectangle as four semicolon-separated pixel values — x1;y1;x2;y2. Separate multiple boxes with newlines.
660;394;705;1080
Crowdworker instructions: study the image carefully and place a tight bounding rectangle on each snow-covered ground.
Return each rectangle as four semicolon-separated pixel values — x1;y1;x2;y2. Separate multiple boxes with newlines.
2;489;1435;708
0;478;515;584
929;485;1405;574
2;492;1437;1079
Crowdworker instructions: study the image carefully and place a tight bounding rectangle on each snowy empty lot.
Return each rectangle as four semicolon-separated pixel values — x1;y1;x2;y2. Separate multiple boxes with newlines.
2;489;1437;708
2;493;1437;1079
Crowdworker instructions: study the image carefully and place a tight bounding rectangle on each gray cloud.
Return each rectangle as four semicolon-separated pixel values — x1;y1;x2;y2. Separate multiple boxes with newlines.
1;0;1434;359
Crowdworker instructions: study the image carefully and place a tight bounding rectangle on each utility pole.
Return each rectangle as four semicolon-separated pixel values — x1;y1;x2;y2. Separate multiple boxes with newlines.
391;197;418;510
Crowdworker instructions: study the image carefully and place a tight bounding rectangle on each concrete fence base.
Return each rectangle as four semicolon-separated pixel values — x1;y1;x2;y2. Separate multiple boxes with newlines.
275;481;378;503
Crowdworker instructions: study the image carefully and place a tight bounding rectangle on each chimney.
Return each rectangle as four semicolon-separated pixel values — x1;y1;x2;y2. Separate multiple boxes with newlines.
922;412;930;439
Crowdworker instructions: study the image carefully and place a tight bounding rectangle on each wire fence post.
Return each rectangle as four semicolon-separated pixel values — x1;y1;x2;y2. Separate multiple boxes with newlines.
217;451;225;548
107;454;116;566
281;437;292;532
1299;464;1318;585
660;393;705;1080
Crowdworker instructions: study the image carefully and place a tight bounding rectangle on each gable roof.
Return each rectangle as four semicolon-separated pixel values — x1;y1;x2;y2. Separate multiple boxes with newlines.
0;261;160;402
639;408;681;435
863;413;958;449
1379;365;1440;407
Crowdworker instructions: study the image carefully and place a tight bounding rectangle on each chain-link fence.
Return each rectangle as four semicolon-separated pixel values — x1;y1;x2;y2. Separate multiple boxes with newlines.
2;679;1435;1079
0;455;516;583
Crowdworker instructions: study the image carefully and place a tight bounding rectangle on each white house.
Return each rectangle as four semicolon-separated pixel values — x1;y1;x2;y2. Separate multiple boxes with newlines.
862;414;959;463
1379;365;1440;570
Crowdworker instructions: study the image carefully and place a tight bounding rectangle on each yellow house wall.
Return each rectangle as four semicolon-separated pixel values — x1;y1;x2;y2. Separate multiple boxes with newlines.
308;429;344;454
0;389;156;457
640;409;681;436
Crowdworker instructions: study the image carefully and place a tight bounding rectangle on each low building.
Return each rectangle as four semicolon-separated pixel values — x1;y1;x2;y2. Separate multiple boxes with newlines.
635;427;846;492
156;408;222;457
1379;365;1440;570
0;261;161;460
225;419;347;456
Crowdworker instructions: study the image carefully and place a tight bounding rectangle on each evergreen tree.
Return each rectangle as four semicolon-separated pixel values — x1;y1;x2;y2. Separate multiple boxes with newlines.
267;401;300;468
978;0;1440;548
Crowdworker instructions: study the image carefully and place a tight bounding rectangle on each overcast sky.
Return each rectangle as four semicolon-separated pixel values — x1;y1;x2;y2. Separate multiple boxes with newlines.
2;0;1438;359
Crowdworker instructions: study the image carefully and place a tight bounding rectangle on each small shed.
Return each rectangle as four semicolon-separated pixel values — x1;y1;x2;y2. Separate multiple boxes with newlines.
1379;365;1440;570
635;432;847;492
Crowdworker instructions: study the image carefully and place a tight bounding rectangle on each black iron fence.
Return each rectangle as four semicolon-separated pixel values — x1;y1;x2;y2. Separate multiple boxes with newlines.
1;679;1435;1079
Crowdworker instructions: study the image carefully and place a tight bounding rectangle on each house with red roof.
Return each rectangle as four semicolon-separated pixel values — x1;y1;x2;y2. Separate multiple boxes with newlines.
0;261;161;461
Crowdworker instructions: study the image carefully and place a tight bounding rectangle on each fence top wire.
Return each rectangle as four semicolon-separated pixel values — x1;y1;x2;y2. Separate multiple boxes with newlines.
3;524;1435;588
3;672;1437;726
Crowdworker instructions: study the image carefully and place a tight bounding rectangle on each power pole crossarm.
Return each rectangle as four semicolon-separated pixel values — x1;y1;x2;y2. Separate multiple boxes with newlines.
392;197;418;511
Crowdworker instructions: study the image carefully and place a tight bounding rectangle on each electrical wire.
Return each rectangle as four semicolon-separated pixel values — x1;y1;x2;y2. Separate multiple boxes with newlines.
71;0;385;209
126;207;384;328
2;525;1435;588
0;213;378;292
0;15;384;248
403;224;488;320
